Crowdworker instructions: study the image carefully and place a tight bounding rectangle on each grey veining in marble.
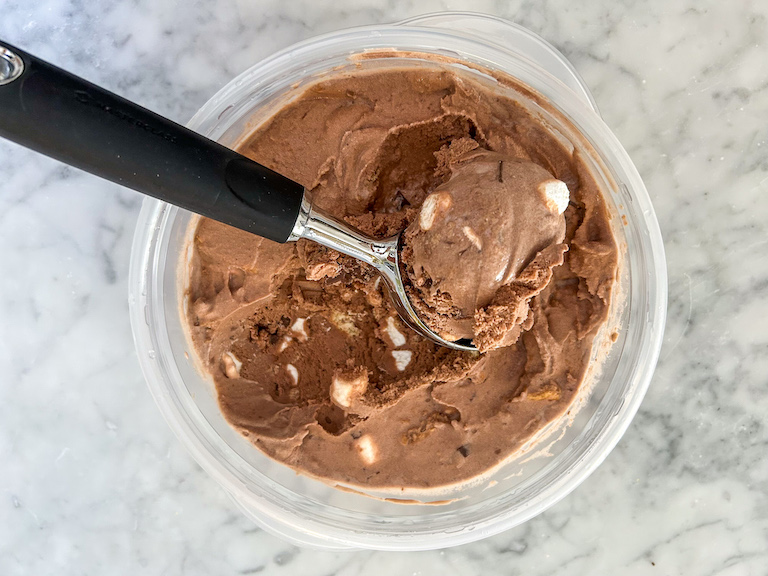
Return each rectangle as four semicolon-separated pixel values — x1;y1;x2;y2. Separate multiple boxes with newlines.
1;0;767;574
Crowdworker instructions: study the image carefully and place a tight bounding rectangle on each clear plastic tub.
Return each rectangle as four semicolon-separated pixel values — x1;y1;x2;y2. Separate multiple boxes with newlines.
129;12;667;550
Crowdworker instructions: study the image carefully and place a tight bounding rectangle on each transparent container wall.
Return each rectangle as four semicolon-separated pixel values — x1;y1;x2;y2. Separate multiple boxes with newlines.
399;12;599;111
158;55;631;519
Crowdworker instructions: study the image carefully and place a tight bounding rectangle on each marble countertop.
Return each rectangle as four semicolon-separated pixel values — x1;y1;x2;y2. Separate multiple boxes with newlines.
2;0;767;574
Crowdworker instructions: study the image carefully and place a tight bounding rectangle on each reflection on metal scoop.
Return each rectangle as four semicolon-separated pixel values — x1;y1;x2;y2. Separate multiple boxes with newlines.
289;197;477;352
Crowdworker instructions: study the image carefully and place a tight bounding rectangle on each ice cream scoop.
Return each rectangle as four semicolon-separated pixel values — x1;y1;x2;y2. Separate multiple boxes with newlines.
0;40;474;350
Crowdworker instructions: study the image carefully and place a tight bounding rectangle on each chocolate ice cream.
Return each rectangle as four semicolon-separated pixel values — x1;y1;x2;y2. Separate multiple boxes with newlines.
185;61;619;492
400;142;570;350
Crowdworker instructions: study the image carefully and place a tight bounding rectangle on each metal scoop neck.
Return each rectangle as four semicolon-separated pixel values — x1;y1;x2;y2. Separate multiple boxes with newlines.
289;197;477;352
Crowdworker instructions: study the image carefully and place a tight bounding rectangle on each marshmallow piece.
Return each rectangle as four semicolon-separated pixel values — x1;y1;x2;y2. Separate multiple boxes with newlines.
330;371;369;409
276;336;293;354
355;435;378;465
385;316;407;347
285;364;299;386
419;192;452;230
221;352;242;379
392;350;413;371
538;179;570;215
290;318;309;342
462;226;483;251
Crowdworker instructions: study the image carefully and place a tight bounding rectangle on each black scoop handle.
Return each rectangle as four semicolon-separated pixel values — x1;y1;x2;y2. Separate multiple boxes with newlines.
0;40;304;243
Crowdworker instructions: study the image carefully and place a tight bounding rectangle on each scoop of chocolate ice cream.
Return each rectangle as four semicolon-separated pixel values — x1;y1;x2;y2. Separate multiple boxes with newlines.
401;145;569;348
